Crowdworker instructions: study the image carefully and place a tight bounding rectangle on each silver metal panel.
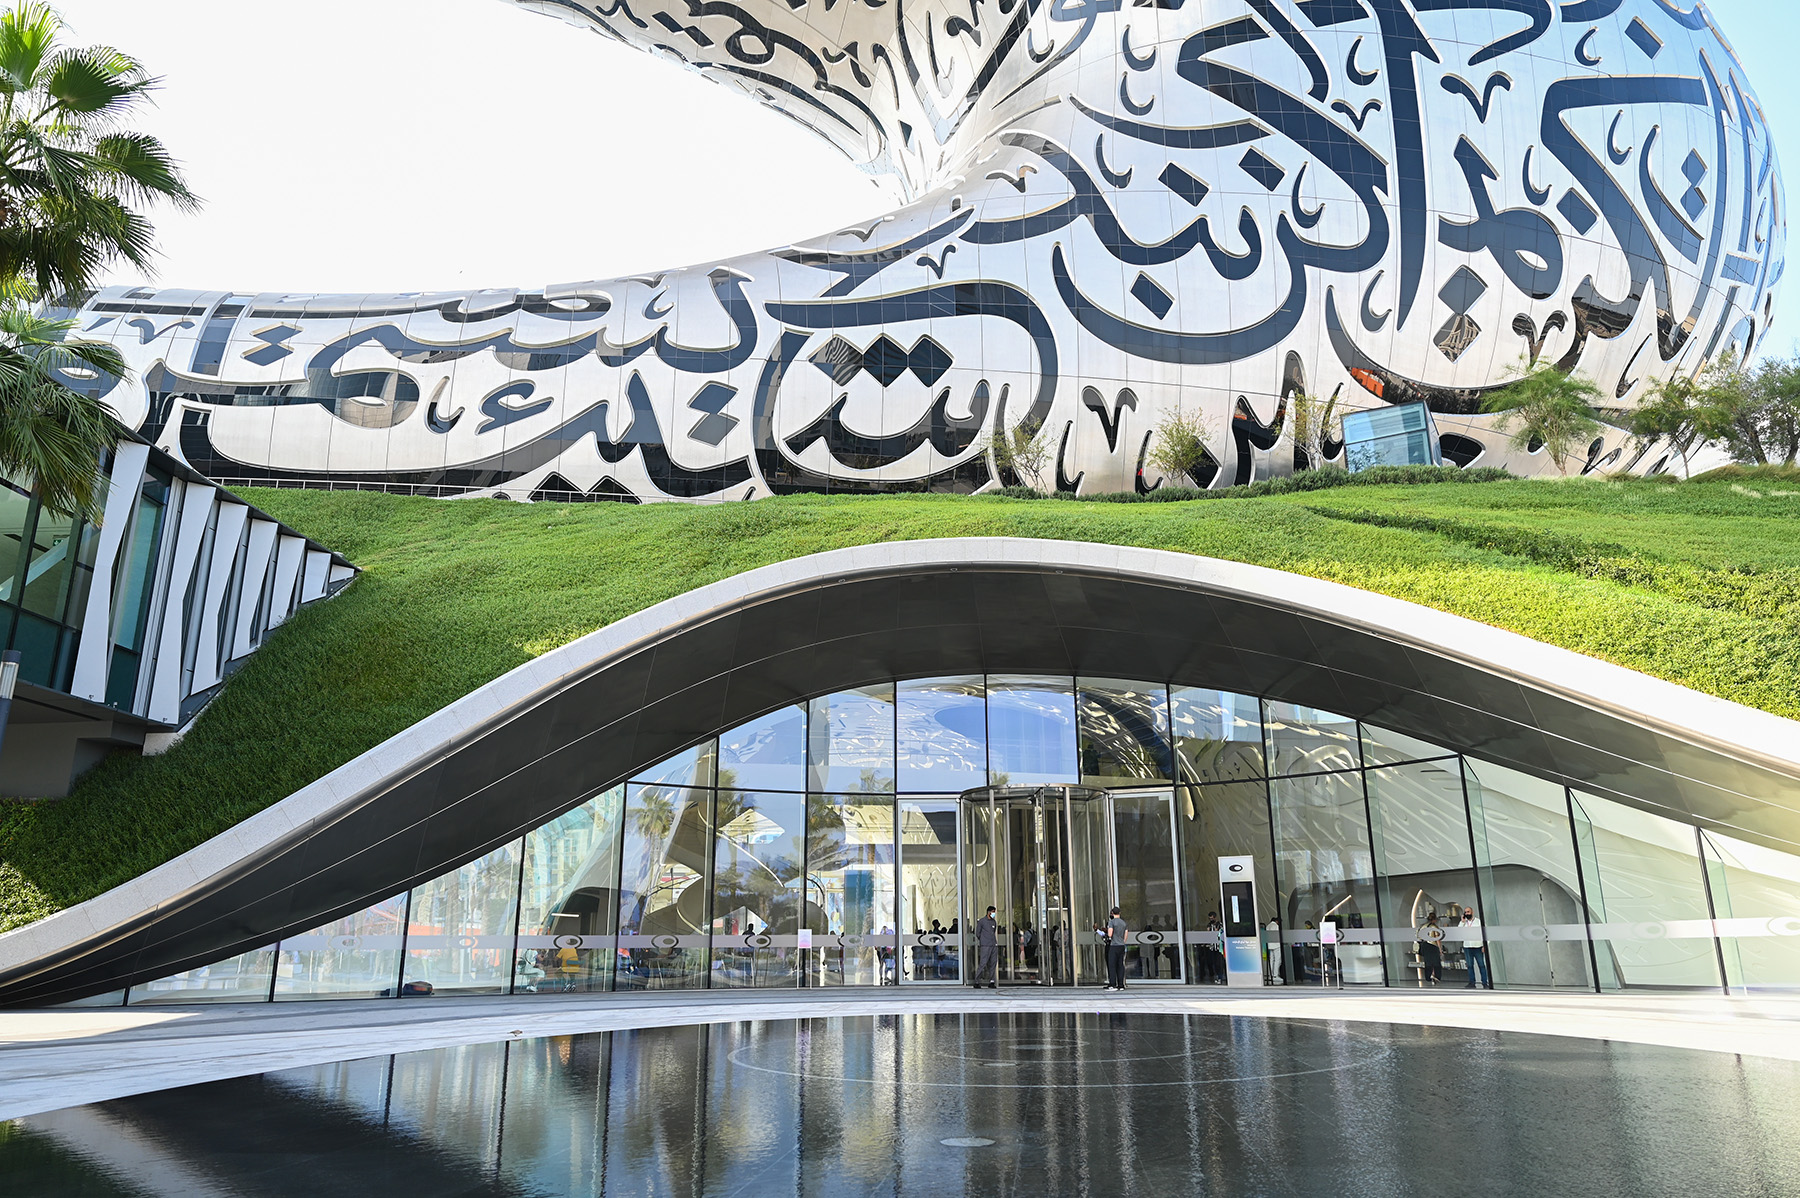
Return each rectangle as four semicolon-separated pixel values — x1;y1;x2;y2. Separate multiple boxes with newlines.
190;501;250;694
232;519;280;661
300;549;330;604
265;535;306;632
146;482;217;725
55;0;1781;499
69;442;151;704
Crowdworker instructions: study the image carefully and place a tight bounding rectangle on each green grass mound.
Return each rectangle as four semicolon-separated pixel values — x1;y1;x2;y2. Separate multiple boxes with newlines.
4;471;1799;933
1690;463;1800;486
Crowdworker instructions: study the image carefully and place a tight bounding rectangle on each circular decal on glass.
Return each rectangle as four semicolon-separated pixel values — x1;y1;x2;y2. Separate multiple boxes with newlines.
333;936;361;951
839;934;866;950
919;933;945;947
1770;917;1800;937
1137;930;1165;945
1521;924;1550;942
457;935;481;950
1634;922;1669;940
553;935;584;951
650;934;682;951
745;933;773;949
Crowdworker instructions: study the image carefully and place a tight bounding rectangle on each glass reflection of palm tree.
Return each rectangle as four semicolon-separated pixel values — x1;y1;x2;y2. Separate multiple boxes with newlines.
625;787;678;932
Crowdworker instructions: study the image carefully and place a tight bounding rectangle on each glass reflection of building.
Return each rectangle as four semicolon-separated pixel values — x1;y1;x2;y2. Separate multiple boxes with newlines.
122;674;1800;1004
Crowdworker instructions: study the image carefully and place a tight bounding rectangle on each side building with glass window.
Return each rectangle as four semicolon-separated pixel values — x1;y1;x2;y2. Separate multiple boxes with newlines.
0;430;355;796
3;539;1797;1007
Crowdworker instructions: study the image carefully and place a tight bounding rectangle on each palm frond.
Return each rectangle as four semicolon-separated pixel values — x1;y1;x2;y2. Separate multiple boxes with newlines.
43;46;146;119
0;349;120;518
0;2;56;94
90;132;199;210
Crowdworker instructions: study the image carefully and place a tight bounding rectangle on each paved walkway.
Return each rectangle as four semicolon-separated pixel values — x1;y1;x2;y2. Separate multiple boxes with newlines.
4;986;1799;1121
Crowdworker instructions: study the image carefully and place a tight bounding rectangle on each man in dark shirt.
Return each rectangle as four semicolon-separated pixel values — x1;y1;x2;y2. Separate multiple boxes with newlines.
1105;907;1129;991
974;906;999;989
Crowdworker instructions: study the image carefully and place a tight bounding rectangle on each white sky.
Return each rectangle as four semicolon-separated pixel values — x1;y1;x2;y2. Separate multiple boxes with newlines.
58;0;892;295
56;0;1800;320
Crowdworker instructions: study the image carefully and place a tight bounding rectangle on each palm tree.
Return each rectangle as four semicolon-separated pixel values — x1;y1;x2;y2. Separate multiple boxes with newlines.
0;4;197;297
0;3;198;518
1480;361;1603;472
0;305;124;515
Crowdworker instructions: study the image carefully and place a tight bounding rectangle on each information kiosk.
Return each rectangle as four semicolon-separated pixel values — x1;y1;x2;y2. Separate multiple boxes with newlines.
1216;856;1263;988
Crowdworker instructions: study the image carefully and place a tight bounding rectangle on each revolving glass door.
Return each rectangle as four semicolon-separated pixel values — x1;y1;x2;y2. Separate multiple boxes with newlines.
960;786;1184;986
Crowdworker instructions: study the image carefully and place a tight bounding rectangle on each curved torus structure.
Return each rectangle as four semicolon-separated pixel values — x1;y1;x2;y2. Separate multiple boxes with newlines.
56;0;1784;498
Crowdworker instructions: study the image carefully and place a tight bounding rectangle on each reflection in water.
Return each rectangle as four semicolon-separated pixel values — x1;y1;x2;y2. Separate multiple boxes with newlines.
6;1013;1800;1195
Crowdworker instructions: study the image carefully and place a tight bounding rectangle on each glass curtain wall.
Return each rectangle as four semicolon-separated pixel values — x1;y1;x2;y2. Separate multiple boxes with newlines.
1700;830;1800;990
0;472;109;691
898;798;961;981
515;784;626;994
617;784;714;990
1171;688;1271;983
1366;755;1482;987
126;944;275;1004
116;676;1800;1005
711;789;806;987
275;894;409;1000
402;840;522;996
987;676;1076;785
1462;759;1595;990
1270;771;1382;984
807;794;897;985
1573;789;1722;990
1111;790;1183;980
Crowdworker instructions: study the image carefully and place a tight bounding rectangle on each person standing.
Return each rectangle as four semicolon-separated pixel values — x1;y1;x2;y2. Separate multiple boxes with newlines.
974;906;999;989
1417;912;1445;984
1105;907;1129;991
1205;911;1225;984
1461;906;1491;989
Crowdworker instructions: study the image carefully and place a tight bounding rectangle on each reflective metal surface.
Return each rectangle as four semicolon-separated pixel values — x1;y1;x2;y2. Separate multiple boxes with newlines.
48;0;1783;497
6;1013;1800;1195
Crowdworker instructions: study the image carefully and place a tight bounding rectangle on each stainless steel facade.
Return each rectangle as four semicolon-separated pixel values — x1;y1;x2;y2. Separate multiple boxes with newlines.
50;0;1785;500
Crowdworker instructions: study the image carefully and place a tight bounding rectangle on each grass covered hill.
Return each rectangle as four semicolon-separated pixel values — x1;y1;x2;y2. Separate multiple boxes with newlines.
4;467;1800;934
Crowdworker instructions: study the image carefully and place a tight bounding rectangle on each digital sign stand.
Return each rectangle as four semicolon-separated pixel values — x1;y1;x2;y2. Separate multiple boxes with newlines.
1216;856;1263;988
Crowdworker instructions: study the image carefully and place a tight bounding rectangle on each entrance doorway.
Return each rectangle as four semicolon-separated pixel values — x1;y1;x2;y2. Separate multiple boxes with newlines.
960;786;1185;986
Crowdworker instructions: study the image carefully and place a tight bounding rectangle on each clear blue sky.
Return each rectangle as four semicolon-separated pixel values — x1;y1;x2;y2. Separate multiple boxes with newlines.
1704;0;1798;355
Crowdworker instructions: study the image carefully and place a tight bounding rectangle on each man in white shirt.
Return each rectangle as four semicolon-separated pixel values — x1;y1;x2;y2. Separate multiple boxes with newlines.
1462;906;1491;989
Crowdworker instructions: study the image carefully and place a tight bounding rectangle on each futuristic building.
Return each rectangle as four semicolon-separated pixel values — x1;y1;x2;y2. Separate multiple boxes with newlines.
51;0;1784;499
0;432;354;797
4;540;1799;1007
0;0;1794;1010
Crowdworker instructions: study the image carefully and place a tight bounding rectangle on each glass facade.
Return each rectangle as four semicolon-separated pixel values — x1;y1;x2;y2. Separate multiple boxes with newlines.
115;679;1800;1004
515;785;625;994
1341;402;1443;471
0;472;112;692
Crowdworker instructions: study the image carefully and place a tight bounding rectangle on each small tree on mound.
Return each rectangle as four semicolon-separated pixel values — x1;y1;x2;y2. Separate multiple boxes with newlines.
1145;406;1217;488
981;419;1052;491
1481;361;1602;472
1629;357;1738;477
1710;354;1800;467
1288;388;1348;472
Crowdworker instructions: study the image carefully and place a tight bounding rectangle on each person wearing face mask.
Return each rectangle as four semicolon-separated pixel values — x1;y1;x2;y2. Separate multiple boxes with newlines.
973;906;999;989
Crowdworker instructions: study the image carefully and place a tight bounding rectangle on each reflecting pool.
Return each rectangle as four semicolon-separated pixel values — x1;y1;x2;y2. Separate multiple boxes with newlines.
6;1013;1800;1196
